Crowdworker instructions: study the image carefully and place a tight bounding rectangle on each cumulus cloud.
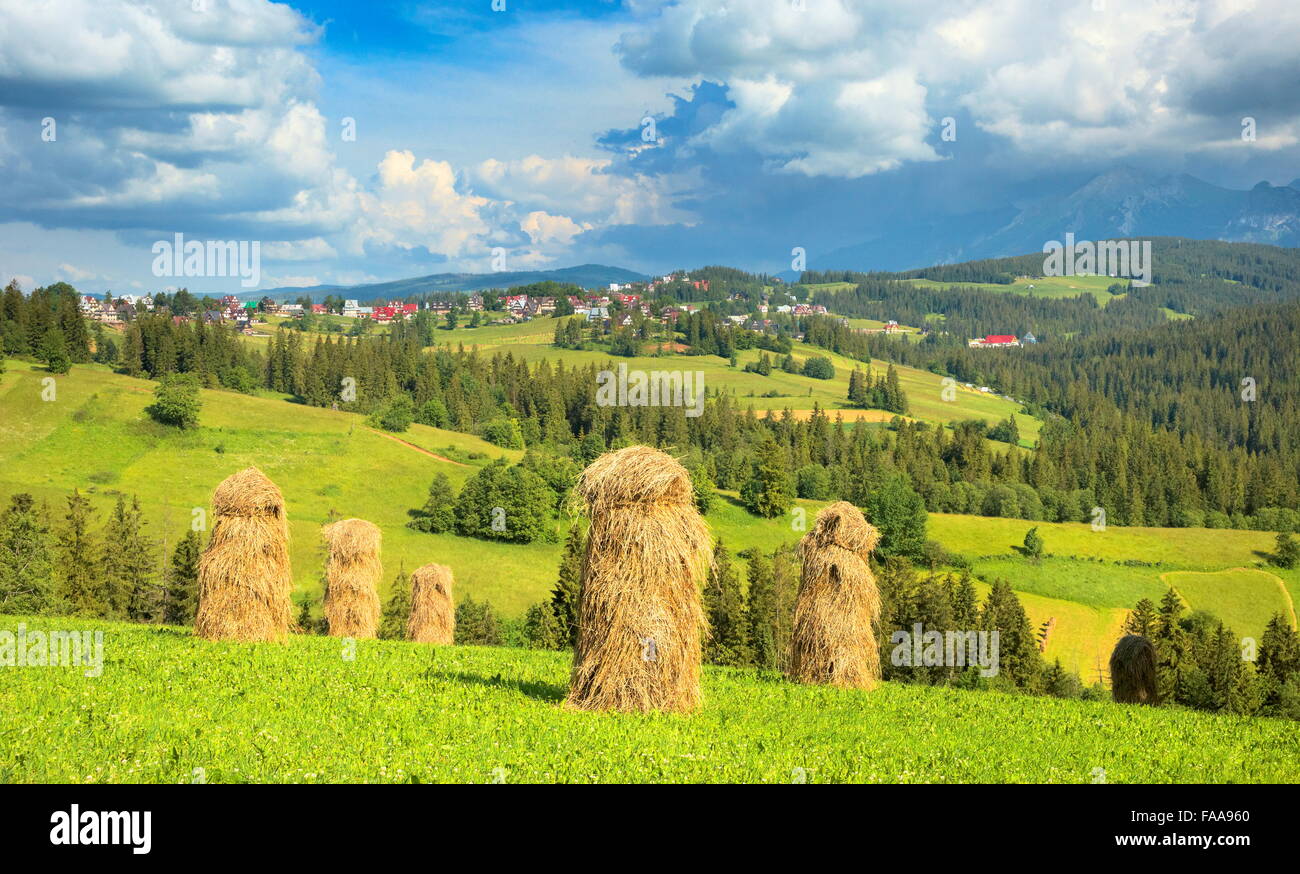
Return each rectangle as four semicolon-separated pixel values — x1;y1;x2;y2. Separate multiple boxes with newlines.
615;0;1300;176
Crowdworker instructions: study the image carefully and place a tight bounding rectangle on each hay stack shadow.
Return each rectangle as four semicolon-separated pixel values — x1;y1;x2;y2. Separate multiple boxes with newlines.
408;563;454;644
565;445;712;714
1110;634;1158;704
788;501;882;690
322;518;383;639
194;467;294;642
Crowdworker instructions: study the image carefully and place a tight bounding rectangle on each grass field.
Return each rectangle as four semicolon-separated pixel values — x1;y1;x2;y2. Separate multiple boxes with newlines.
902;275;1124;305
3;614;1297;783
1164;569;1296;642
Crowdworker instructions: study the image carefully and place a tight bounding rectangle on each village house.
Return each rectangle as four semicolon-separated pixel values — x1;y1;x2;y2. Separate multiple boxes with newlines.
968;334;1022;348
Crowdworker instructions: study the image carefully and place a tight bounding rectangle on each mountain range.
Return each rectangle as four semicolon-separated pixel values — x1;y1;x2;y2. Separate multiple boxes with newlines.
808;168;1300;274
249;169;1298;296
247;264;649;302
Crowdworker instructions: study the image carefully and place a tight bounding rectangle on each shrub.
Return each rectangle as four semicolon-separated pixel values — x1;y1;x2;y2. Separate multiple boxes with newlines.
146;373;202;428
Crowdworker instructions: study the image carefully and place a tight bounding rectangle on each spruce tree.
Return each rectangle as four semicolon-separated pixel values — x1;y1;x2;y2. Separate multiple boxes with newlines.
1123;598;1158;637
162;529;201;625
743;548;778;669
379;566;411;640
523;600;562;650
703;540;749;666
0;493;54;614
407;473;457;533
56;490;103;617
550;525;585;648
740;436;793;519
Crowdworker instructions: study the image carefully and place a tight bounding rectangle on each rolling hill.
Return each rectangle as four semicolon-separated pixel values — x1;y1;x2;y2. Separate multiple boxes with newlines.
1;359;1294;679
251;264;649;302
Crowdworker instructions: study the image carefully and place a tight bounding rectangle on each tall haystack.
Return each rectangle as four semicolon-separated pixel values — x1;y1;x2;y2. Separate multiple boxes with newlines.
407;563;454;644
788;501;882;690
565;445;712;713
1110;634;1158;704
194;467;294;642
322;518;383;639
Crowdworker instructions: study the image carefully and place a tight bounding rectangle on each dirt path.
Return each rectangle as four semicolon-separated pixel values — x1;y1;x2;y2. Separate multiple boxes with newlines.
366;428;471;467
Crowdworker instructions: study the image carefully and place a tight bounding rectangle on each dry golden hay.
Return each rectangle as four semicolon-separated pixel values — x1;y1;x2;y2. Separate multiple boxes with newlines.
565;445;712;714
322;518;383;639
1110;633;1159;705
194;467;294;642
788;501;882;691
407;563;454;644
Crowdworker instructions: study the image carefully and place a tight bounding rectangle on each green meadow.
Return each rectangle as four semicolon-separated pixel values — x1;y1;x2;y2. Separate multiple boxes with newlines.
0;360;1292;680
2;614;1297;783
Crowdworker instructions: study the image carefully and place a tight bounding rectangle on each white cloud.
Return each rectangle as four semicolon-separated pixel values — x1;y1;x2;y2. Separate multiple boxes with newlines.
615;0;1300;175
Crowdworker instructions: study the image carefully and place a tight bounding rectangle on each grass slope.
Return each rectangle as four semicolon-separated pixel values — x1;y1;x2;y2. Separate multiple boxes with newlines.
1;361;1291;676
3;615;1297;783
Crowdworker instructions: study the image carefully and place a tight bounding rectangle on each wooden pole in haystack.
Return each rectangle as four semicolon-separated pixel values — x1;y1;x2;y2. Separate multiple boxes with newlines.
565;445;712;713
194;467;294;642
1110;634;1159;704
788;501;882;690
407;563;454;644
322;518;383;639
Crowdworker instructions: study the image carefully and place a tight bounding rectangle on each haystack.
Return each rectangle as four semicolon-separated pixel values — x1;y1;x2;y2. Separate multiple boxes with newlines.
565;445;712;713
1110;634;1158;704
788;501;882;690
194;467;294;642
322;518;383;639
407;563;454;644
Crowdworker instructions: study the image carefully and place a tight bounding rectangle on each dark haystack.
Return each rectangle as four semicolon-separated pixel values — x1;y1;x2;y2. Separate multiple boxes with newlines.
322;518;383;639
194;467;294;642
407;563;454;644
788;501;882;690
1110;634;1158;705
565;445;712;713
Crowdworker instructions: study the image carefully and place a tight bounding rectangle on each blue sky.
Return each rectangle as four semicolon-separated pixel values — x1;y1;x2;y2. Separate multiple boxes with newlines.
1;0;1297;294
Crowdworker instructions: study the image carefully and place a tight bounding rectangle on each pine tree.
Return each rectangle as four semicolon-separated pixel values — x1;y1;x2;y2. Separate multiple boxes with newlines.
550;525;585;648
407;473;456;533
523;600;562;649
102;496;156;621
743;548;778;669
740;436;793;518
1273;532;1299;569
0;493;53;614
56;490;103;616
1152;587;1188;704
703;540;749;666
1258;612;1300;687
690;464;716;515
1123;597;1158;637
379;566;411;640
950;572;979;628
980;580;1043;690
1022;526;1044;562
162;529;201;625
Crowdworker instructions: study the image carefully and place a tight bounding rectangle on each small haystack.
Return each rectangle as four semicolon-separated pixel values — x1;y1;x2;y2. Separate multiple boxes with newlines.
788;501;882;690
565;445;712;713
322;518;383;639
407;563;455;644
194;467;294;642
1110;634;1158;705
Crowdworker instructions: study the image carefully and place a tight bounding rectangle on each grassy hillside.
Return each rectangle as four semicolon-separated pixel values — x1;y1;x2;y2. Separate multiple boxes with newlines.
3;614;1297;783
1;360;1291;678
